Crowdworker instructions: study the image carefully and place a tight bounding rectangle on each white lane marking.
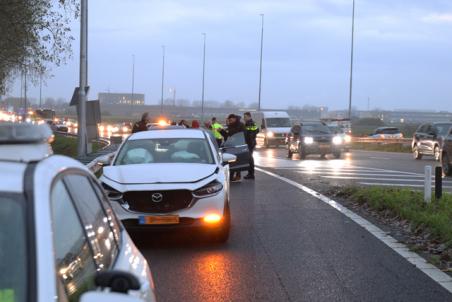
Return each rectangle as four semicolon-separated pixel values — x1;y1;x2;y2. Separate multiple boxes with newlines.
256;167;452;293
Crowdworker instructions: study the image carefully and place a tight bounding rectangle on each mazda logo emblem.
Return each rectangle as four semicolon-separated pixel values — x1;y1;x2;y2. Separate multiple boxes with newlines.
151;193;163;203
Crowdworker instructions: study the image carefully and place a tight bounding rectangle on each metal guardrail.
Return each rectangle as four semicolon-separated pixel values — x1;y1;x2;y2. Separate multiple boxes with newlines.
353;137;412;145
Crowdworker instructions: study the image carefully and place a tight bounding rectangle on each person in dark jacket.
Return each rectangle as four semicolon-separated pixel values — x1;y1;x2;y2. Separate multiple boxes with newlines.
132;112;150;133
220;114;246;181
243;112;259;179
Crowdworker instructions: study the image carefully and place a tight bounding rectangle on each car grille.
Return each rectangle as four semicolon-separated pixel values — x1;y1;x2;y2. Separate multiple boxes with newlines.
314;136;331;143
123;190;193;213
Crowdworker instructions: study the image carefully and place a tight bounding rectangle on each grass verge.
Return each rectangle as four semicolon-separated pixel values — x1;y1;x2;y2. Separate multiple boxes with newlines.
51;134;103;157
337;187;452;246
351;142;412;153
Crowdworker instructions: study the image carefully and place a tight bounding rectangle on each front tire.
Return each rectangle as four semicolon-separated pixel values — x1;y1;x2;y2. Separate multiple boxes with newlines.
442;152;452;176
287;148;293;159
333;151;342;159
299;146;306;160
413;145;422;160
211;203;231;243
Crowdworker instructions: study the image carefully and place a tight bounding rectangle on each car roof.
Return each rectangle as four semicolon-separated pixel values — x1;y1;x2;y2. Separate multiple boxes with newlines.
128;128;207;140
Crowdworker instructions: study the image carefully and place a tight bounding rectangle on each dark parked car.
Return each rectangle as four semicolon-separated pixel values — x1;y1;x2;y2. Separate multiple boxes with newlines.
412;122;452;161
221;132;250;172
441;128;452;176
287;122;343;160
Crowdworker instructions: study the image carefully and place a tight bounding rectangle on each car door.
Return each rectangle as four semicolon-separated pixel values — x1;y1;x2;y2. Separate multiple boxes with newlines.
49;178;98;302
417;124;429;152
445;129;452;159
423;124;435;154
221;132;250;172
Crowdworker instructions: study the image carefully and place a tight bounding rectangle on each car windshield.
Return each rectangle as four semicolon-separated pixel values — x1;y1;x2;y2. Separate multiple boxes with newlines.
302;124;331;135
434;124;452;135
328;126;344;134
0;193;27;302
115;138;214;165
265;118;291;128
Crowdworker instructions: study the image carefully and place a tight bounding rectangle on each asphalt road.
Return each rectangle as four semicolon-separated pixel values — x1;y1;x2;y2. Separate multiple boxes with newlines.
135;150;452;301
255;148;452;192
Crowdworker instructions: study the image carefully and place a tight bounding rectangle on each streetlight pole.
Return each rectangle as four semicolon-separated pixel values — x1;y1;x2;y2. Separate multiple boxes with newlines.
258;14;264;112
160;45;165;115
201;33;206;122
348;0;356;120
77;0;88;157
131;54;135;107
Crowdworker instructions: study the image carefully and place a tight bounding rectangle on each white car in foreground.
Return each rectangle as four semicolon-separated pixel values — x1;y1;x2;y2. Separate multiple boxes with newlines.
0;123;156;302
100;128;236;243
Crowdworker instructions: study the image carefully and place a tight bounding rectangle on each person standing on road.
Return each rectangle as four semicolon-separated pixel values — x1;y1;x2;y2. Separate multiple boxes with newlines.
211;117;224;147
221;114;246;181
132;112;150;133
244;112;259;180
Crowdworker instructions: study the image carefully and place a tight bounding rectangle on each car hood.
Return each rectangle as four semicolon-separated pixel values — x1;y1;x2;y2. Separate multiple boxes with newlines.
103;163;217;184
267;127;291;134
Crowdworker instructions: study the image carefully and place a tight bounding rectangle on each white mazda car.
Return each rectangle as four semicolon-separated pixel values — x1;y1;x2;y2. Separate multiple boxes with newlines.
99;128;236;243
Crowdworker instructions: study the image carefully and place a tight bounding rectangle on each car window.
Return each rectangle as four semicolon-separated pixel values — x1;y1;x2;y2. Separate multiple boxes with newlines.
90;179;121;246
301;123;331;135
434;124;452;136
0;193;27;302
64;174;118;270
381;128;401;134
115;138;214;165
265;118;291;128
223;132;246;147
50;180;97;302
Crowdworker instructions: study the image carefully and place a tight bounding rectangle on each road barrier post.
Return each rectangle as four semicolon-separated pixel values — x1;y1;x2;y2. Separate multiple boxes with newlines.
435;166;443;200
424;166;432;203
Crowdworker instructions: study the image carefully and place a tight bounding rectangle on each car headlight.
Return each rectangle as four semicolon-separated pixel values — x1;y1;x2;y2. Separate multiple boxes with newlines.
101;183;123;201
344;135;352;143
267;131;274;138
193;181;223;198
333;136;343;145
304;137;314;145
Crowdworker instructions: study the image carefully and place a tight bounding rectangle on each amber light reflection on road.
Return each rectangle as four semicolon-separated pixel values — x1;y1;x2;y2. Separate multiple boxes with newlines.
193;253;232;301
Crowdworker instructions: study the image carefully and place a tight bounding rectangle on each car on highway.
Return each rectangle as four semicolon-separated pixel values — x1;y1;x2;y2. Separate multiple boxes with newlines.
255;111;292;148
328;125;352;152
440;127;452;176
369;127;403;139
412;122;452;161
0;123;156;302
221;131;251;173
286;121;343;159
99;128;236;243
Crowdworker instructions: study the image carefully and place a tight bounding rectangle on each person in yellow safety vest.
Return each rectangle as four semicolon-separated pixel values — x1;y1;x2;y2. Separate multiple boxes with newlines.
211;117;223;147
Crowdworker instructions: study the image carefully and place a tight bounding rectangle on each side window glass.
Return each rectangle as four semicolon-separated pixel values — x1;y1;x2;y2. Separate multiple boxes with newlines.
50;180;96;301
64;175;118;270
224;132;246;147
90;179;121;246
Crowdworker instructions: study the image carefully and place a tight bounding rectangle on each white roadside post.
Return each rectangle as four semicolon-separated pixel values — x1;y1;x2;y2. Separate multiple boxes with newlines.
424;166;432;203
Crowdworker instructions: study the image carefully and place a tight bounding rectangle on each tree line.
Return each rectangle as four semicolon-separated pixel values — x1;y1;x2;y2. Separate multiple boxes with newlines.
0;0;78;95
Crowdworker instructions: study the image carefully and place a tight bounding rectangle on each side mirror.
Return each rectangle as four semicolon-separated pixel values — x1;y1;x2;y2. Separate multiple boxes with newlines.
95;270;140;294
81;292;145;302
97;155;112;166
222;153;237;164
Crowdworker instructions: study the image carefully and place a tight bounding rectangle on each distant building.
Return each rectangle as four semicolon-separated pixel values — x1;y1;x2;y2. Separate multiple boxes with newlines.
98;92;145;105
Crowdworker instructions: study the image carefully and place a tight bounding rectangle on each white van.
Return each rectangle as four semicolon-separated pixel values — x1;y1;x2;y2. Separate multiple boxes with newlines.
254;111;292;147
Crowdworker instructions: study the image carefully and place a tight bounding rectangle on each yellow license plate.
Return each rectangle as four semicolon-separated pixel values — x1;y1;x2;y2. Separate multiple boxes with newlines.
139;215;180;225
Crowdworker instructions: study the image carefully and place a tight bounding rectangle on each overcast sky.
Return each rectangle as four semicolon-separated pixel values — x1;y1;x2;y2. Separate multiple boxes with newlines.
9;0;452;110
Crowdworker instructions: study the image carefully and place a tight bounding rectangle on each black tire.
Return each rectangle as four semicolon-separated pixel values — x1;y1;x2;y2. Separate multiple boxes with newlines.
434;145;441;161
413;145;422;160
287;148;293;159
264;139;269;148
333;151;341;159
320;154;326;159
299;146;306;160
442;152;452;177
211;203;231;243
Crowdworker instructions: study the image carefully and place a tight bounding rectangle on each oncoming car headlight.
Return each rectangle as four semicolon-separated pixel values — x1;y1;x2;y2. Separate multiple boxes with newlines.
193;181;223;198
267;131;274;138
333;136;343;145
304;137;314;145
344;135;352;143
